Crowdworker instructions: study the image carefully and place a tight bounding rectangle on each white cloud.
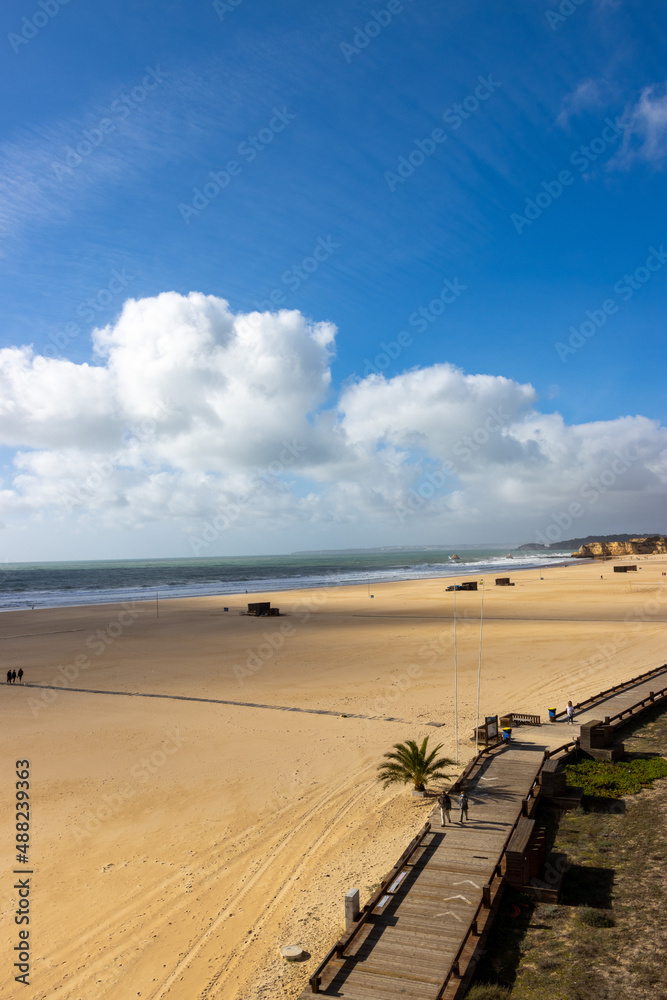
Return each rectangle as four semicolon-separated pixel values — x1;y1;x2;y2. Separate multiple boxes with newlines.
611;83;667;169
0;292;666;552
556;79;606;129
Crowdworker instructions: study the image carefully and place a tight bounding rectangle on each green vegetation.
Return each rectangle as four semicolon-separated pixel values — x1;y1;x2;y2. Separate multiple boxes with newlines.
466;986;512;1000
376;736;454;792
465;705;667;1000
578;906;615;928
564;756;667;797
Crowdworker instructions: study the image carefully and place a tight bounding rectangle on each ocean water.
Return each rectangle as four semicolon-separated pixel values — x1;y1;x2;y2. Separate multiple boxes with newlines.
0;549;575;611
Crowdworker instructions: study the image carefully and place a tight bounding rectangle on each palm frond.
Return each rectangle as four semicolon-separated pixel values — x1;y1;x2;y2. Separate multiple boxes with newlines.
377;736;455;791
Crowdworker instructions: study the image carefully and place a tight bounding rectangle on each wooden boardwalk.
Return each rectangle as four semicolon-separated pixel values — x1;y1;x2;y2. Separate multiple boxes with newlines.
300;664;667;999
568;666;667;732
303;746;544;998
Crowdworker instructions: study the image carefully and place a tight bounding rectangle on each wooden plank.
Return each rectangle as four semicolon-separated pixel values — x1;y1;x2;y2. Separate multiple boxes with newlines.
506;816;534;856
319;968;440;999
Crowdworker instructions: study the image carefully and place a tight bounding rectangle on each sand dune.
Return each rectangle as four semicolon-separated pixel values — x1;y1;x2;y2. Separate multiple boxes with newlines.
1;556;666;999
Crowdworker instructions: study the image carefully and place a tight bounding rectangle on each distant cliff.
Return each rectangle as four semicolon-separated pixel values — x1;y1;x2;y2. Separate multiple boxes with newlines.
573;535;667;558
516;533;659;552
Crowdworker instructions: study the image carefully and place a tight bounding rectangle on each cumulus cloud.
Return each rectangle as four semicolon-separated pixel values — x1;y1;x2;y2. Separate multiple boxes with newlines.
0;291;666;549
611;83;667;169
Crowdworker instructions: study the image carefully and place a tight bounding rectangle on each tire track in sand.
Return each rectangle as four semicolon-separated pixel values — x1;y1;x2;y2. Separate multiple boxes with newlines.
146;763;375;1000
50;759;373;999
201;780;374;1000
45;763;360;997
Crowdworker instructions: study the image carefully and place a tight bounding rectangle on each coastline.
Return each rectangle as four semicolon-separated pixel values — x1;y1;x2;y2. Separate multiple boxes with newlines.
0;551;583;614
1;554;666;1000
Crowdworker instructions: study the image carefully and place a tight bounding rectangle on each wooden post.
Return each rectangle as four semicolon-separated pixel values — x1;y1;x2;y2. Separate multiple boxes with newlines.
471;918;478;936
482;884;491;907
345;889;360;931
650;691;655;702
452;960;460;977
604;716;610;725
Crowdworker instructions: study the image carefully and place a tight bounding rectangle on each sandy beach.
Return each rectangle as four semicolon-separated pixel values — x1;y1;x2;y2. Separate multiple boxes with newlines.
2;556;667;1000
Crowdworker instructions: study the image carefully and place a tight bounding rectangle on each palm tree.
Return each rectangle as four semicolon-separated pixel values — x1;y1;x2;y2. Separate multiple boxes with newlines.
377;737;454;792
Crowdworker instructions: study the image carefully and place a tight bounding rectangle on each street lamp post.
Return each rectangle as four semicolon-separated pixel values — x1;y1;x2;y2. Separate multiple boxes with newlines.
475;579;485;753
453;586;458;765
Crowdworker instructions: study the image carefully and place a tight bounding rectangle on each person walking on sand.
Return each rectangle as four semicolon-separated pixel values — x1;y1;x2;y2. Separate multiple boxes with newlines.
18;668;23;684
437;790;452;826
6;669;11;684
566;700;575;724
459;790;469;823
11;669;17;684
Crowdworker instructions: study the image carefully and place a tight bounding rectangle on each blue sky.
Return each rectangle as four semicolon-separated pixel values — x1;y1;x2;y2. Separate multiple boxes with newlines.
0;0;666;560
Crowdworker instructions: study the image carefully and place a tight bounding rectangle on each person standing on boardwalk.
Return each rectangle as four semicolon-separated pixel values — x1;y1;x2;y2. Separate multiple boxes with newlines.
459;790;469;822
566;700;575;724
18;668;24;683
437;790;452;826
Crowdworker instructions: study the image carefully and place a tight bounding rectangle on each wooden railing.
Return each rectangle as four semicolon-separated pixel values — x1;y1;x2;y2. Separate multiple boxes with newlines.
435;774;541;998
553;663;667;720
304;664;667;997
309;740;509;994
308;821;432;993
603;684;667;726
545;683;667;757
501;712;541;726
450;738;505;794
545;738;580;761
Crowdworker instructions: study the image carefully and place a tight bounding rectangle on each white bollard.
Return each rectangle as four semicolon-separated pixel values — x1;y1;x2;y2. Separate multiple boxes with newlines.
345;888;360;930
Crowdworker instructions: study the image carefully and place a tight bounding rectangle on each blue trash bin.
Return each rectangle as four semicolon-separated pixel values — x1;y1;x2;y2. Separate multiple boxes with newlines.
548;707;557;722
502;727;512;743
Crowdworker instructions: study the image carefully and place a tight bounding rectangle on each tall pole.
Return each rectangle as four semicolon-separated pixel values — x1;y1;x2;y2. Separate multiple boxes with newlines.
156;589;159;619
453;586;458;765
475;580;485;753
